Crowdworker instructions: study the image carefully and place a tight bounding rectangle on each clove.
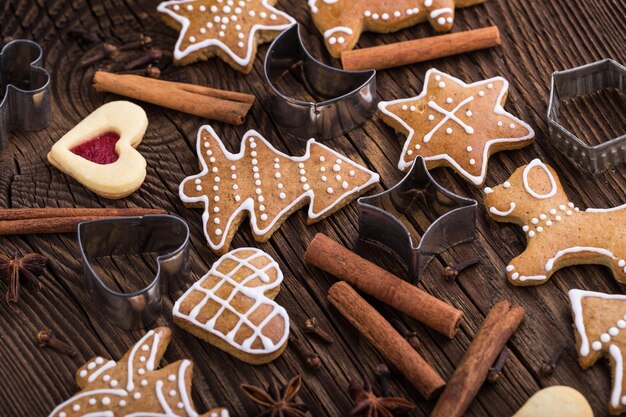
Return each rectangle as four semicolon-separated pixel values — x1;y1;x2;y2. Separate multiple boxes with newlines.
37;328;78;357
81;43;119;67
123;48;163;70
443;257;480;281
390;318;419;350
374;363;392;397
68;28;98;43
539;347;563;377
118;35;152;51
304;317;334;344
487;347;509;384
290;336;321;370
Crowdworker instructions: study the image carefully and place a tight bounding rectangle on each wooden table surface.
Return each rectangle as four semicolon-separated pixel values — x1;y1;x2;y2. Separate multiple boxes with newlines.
0;0;624;416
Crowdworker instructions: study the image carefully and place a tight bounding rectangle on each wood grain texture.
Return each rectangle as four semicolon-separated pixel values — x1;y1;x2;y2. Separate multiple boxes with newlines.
0;0;624;416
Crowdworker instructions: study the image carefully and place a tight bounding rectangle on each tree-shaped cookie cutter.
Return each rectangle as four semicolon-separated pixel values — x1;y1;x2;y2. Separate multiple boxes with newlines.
0;39;51;145
357;157;477;283
78;214;190;329
547;59;626;172
263;23;377;140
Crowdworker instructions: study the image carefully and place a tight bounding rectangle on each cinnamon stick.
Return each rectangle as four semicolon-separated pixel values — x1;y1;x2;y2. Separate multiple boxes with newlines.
93;71;255;125
328;282;445;399
341;26;501;71
430;301;525;417
305;233;462;337
0;208;167;235
0;207;166;221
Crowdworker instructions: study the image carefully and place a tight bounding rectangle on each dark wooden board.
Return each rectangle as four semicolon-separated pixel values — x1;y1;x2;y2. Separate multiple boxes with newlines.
0;0;625;416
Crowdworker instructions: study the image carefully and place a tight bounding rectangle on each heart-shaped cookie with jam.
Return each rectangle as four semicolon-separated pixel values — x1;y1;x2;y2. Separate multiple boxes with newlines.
48;101;148;199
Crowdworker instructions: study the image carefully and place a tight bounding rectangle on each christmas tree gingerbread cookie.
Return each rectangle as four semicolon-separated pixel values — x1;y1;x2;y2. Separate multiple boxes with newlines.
48;327;228;417
484;159;626;285
179;125;380;254
378;68;535;186
309;0;488;58
157;0;295;72
569;289;626;415
173;247;289;364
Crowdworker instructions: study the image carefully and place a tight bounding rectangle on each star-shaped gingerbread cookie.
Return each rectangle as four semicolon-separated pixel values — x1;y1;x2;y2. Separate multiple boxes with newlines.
308;0;488;58
157;0;295;72
378;69;535;186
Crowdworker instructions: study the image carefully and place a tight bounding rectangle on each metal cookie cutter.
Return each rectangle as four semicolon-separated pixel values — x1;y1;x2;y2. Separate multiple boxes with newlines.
357;157;477;283
547;59;626;172
78;215;190;329
264;24;377;140
0;39;52;145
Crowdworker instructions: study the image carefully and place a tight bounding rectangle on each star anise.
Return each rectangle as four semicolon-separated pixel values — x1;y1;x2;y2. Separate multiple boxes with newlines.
241;375;309;417
349;380;415;417
0;253;47;309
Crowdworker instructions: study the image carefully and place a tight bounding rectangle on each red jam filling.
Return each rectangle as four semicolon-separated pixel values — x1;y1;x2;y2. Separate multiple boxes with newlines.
70;132;120;164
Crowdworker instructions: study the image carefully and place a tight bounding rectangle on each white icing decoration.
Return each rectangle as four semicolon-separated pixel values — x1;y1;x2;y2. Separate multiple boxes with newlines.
423;96;475;142
173;249;289;357
489;202;515;217
157;0;295;65
378;69;534;185
522;159;557;199
87;360;116;383
545;247;617;272
47;389;127;416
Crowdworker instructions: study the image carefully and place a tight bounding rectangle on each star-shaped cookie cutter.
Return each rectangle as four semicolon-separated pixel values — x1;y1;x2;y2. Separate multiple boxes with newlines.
263;24;377;140
547;59;626;172
78;214;190;329
0;39;51;145
357;156;477;283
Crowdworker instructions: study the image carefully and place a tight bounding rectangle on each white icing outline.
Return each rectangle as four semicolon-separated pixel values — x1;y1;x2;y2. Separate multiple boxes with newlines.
48;389;127;416
179;126;379;252
610;344;624;409
87;360;116;383
378;68;535;185
323;26;354;38
586;203;626;213
545;246;616;272
430;7;452;18
489;202;515;217
157;0;295;64
522;159;557;199
127;330;156;391
173;248;289;356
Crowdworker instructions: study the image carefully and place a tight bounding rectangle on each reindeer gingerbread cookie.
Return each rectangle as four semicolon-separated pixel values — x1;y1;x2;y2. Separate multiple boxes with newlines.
484;159;625;285
308;0;488;58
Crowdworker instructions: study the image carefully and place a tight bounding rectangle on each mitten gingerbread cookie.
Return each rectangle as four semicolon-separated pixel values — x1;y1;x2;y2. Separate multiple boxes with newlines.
157;0;295;72
309;0;488;58
173;248;289;364
569;289;626;415
378;69;534;186
513;386;593;417
179;125;379;254
48;327;228;417
48;101;148;199
484;159;626;285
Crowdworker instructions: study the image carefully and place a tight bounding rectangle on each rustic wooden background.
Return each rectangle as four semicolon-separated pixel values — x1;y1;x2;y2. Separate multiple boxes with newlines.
0;0;624;416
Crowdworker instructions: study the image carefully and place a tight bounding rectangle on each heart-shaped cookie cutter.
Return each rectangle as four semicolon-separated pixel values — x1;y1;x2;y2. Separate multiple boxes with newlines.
0;39;51;145
357;157;477;283
78;214;190;329
263;24;377;140
547;59;626;172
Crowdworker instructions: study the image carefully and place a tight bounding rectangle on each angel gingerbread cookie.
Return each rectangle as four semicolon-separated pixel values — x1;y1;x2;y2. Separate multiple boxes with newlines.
309;0;488;58
48;101;148;199
378;69;534;186
48;327;228;417
157;0;295;72
484;159;626;285
569;289;626;415
179;125;380;254
173;248;289;364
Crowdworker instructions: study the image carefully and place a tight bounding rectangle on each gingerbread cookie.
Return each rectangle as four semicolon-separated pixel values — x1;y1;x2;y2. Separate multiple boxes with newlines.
173;248;289;364
157;0;295;72
48;327;228;417
179;125;380;254
378;68;535;186
513;386;593;417
48;101;148;199
484;159;626;285
569;289;626;415
309;0;488;58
